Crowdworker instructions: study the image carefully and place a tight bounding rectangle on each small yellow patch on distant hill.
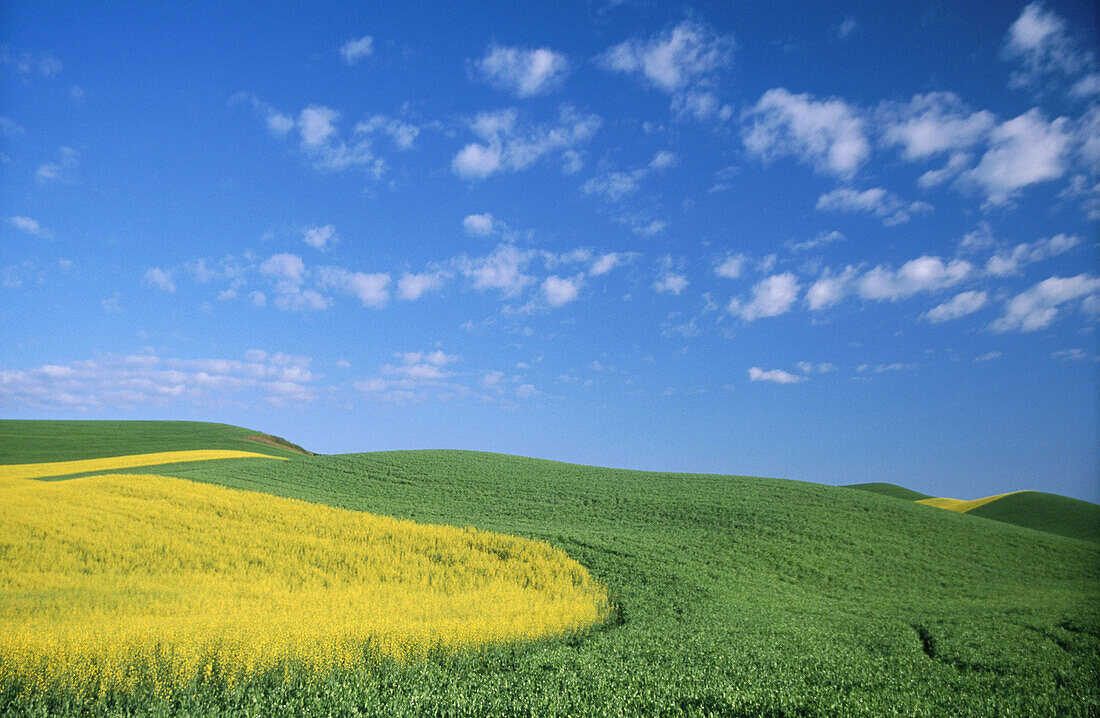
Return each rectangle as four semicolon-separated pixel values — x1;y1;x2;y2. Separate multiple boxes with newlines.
0;449;284;480
917;491;1022;513
0;471;609;695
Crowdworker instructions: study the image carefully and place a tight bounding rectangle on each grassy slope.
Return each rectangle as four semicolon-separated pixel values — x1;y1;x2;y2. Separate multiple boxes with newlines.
843;482;932;500
0;420;310;462
968;491;1100;544
134;449;1099;718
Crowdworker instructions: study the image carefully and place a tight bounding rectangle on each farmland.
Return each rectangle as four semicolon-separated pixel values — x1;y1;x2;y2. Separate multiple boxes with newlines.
1;422;1098;716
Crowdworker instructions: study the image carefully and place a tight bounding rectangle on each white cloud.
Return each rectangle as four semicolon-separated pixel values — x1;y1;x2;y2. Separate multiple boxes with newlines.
298;105;340;147
476;44;570;97
600;20;734;92
796;362;837;374
974;351;1003;363
259;253;306;287
816;186;933;226
340;35;374;65
806;267;857;310
302;224;337;250
858;256;971;301
274;289;330;312
582;171;641;202
985;233;1080;276
142;267;176;293
8;215;52;238
35;146;78;184
714;254;746;279
729;273;800;320
397;272;445;301
459;244;535;296
990;273;1100;332
1070;73;1100;98
463;213;497;236
958;222;997;253
879;92;995;161
1052;348;1088;361
0;116;24;136
542;275;582;306
922;290;988;323
589;253;623;276
0;350;317;410
316;266;390;308
356;351;488;404
742;88;869;178
516;383;537;399
788;230;844;252
452;106;601;180
653;273;688;295
748;367;806;384
355;115;420;150
961;109;1072;206
561;149;584;174
632;219;667;237
1002;2;1095;90
583;150;676;202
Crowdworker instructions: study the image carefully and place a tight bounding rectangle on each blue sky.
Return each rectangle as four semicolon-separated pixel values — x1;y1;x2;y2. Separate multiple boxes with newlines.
2;1;1098;501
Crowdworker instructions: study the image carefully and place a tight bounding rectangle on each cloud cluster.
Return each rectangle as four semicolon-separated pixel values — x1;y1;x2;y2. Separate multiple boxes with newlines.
815;186;933;226
476;44;569;97
599;20;735;121
452;106;601;180
355;350;534;404
0;350;317;410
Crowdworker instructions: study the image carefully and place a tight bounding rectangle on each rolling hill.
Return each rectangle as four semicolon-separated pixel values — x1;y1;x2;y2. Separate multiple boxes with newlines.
1;420;1098;717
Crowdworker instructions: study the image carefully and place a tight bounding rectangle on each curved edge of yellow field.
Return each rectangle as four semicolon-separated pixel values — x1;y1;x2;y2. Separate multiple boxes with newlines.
916;491;1023;513
0;470;612;695
0;450;287;481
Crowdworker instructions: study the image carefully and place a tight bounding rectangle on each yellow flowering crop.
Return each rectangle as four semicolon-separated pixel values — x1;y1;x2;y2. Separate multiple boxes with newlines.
0;470;610;696
916;491;1021;513
0;449;285;480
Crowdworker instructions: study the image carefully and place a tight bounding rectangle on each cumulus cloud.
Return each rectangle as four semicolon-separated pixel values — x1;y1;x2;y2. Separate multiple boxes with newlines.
476;44;569;97
922;290;988;323
714;254;746;279
8;215;52;238
397;272;446;301
961;109;1072;206
816;186;933;226
542;275;582;306
748;367;806;384
879;92;995;161
458;243;536;296
463;213;497;236
142;267;176;293
788;230;844;252
599;20;734;120
729;273;800;320
858;256;971;301
355;114;420;150
742;88;869;178
0;350;317;410
1002;2;1095;91
302;224;337;250
452;106;601;180
340;35;374;65
589;252;624;277
990;273;1100;332
985;233;1080;276
315;266;390;308
653;273;688;295
805;267;857;310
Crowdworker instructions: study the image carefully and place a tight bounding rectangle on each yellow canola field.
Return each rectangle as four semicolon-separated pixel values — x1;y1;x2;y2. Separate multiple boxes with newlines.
917;491;1021;513
0;471;610;696
0;449;285;480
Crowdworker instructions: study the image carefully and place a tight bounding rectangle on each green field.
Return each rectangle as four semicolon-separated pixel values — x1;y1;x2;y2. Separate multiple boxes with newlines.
2;421;1099;716
0;420;310;463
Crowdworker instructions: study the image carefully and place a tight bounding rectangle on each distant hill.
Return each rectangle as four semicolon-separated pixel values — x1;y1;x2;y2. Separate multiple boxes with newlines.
0;420;312;462
842;482;932;501
967;491;1100;544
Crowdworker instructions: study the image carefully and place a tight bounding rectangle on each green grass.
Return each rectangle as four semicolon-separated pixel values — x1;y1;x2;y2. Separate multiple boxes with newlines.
2;423;1099;716
842;482;933;501
968;491;1100;544
0;420;311;462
